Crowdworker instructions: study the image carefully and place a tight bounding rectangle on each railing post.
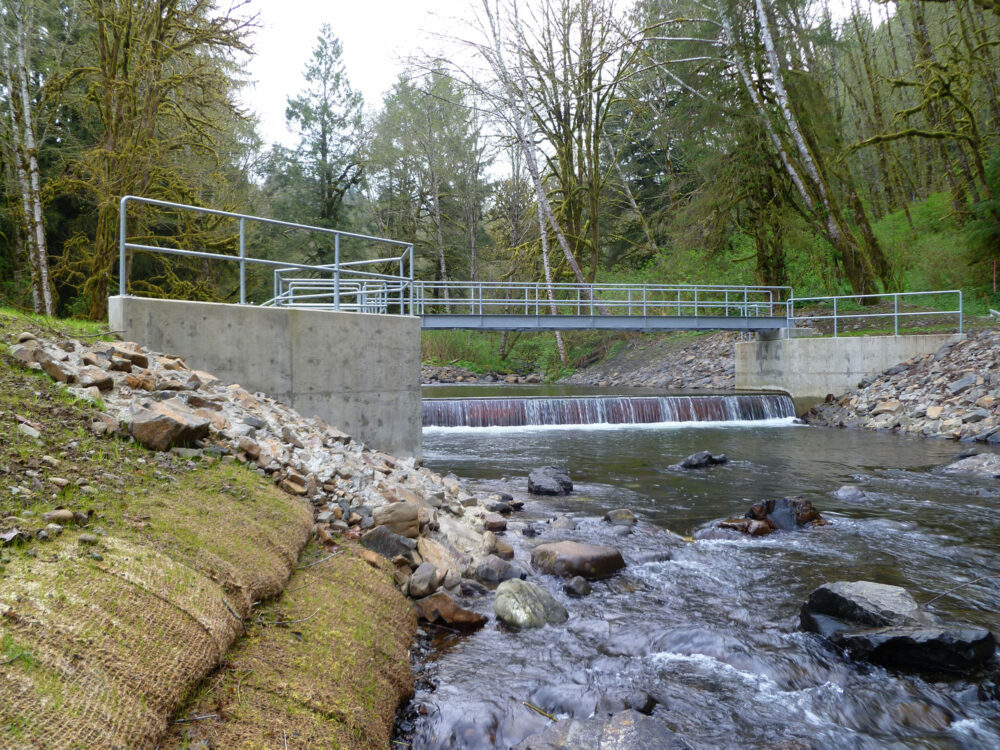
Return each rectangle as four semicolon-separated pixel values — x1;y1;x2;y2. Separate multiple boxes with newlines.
628;287;632;316
334;234;341;311
119;196;128;296
958;290;963;334
643;286;647;317
894;294;898;336
238;217;246;304
693;288;698;317
833;297;838;337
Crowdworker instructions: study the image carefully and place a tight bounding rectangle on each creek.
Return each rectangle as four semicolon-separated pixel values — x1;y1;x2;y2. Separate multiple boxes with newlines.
404;386;1000;749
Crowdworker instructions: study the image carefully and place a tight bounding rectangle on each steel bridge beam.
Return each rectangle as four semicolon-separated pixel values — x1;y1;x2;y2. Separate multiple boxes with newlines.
420;314;790;332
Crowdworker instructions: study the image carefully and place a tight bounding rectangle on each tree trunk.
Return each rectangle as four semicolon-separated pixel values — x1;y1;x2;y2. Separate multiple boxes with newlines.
13;8;54;315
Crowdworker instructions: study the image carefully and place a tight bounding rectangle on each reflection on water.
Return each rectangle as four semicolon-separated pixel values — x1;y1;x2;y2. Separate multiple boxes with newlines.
408;416;1000;749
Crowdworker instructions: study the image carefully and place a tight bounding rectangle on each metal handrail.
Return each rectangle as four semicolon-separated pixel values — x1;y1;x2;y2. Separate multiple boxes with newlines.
118;195;415;308
787;290;963;338
409;281;791;318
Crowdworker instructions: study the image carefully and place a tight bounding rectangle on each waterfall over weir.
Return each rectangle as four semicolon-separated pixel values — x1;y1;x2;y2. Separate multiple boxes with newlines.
422;393;795;428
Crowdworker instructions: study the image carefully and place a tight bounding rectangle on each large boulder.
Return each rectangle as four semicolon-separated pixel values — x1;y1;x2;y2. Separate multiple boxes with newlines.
129;398;210;451
528;466;573;495
531;541;625;580
800;580;996;675
671;451;727;470
513;710;693;750
938;453;1000;478
800;581;931;632
372;502;419;538
833;626;995;674
494;579;568;628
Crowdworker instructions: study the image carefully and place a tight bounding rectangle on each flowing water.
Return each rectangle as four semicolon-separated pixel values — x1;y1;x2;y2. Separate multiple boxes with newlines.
406;387;1000;750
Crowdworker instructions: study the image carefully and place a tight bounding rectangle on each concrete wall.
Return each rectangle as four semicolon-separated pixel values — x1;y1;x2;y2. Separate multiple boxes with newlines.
735;333;963;408
109;296;422;458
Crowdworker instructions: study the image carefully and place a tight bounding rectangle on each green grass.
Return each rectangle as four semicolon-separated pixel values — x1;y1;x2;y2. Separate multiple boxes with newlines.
421;328;631;379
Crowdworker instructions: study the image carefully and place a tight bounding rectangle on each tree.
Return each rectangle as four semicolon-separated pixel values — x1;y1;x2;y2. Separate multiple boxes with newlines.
285;24;364;230
58;0;254;319
0;0;64;314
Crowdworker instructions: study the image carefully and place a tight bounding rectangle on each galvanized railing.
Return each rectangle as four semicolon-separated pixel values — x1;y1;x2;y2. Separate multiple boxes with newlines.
410;281;790;318
118;197;964;337
787;290;963;337
118;196;414;308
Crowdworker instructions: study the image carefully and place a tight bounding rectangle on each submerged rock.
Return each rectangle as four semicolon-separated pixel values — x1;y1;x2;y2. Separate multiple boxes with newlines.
531;541;625;580
513;709;693;750
494;579;568;628
938;452;1000;478
833;625;995;674
833;485;868;502
672;451;727;470
604;508;637;526
528;466;573;495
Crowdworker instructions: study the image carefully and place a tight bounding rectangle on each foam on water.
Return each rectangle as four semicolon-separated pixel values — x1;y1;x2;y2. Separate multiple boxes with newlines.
424;416;799;434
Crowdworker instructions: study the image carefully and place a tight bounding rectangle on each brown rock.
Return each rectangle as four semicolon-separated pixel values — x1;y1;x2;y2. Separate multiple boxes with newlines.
238;436;261;460
871;400;903;416
530;541;626;580
115;347;149;369
42;509;76;524
372;502;419;538
493;538;515;560
279;478;307;496
77;366;113;392
413;591;487;630
124;369;156;391
129;399;210;451
483;513;507;532
719;518;750;533
41;355;77;384
108;356;133;373
417;537;460;581
926;405;945;420
747;519;772;536
359;548;384;569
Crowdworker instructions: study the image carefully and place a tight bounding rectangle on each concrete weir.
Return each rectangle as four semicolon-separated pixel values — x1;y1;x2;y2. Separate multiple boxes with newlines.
109;296;422;458
735;332;964;408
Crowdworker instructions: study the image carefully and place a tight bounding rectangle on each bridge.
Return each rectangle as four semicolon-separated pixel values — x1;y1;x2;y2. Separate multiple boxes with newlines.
117;197;790;333
111;197;964;458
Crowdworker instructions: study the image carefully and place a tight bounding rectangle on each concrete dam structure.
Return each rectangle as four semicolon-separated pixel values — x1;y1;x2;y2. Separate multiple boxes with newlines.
109;296;422;458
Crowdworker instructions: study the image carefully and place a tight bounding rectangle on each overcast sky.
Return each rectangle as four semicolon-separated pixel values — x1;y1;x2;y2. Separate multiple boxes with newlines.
241;1;469;147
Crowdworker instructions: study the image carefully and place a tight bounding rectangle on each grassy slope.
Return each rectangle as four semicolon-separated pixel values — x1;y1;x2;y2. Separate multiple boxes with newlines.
0;309;413;749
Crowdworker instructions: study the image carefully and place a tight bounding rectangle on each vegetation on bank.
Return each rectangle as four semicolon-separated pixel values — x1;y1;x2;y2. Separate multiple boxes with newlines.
0;310;411;748
423;190;998;379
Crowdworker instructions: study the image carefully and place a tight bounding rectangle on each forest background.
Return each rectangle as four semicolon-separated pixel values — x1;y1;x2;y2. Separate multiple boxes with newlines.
1;0;998;373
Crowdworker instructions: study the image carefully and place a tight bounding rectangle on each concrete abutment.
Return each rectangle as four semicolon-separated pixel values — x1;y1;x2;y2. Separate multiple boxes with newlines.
109;296;422;458
735;333;964;409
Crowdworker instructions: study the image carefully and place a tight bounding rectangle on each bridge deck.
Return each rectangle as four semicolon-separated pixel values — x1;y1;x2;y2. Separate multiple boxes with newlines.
420;314;790;332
